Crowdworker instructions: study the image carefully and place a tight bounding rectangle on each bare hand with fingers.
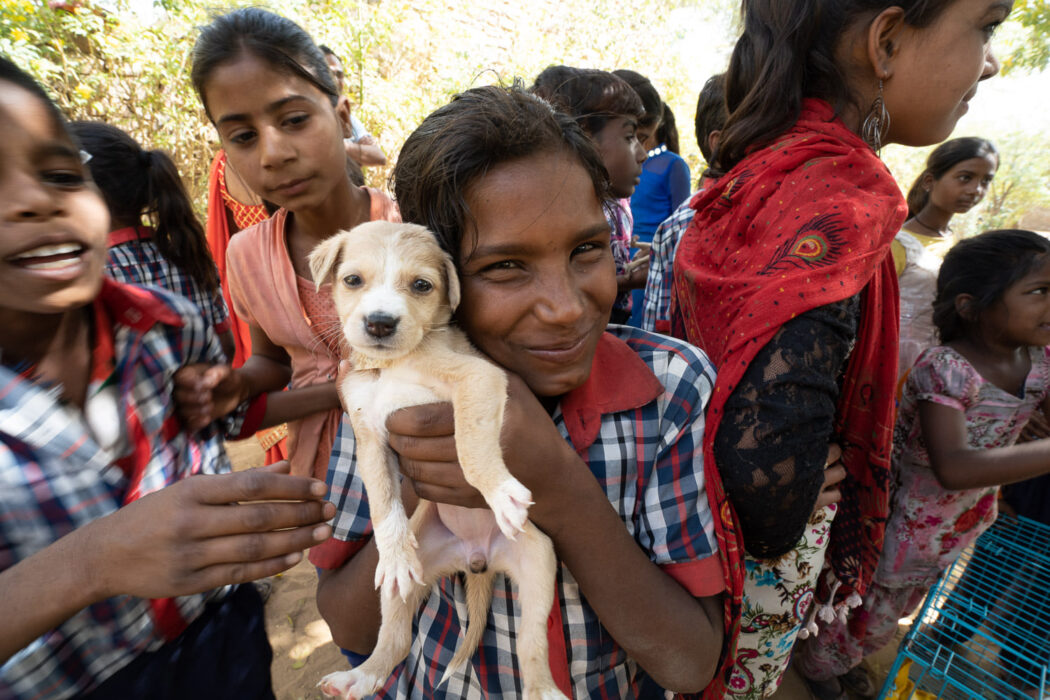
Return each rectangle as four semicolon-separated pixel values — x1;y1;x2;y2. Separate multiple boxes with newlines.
385;373;574;529
173;363;248;431
1019;411;1050;443
813;443;846;514
385;401;485;509
86;461;334;600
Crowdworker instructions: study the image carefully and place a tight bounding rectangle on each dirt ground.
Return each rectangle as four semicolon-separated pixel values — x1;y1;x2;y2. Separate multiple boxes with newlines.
226;438;345;700
226;437;904;700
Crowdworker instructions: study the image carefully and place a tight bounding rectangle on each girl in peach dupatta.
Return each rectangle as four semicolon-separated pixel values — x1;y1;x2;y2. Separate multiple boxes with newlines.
177;9;399;479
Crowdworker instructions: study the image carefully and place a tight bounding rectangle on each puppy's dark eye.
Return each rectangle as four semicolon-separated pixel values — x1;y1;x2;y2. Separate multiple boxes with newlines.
412;278;433;293
343;274;362;288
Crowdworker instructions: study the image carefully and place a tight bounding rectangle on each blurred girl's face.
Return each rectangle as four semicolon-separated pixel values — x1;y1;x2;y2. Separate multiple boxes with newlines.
203;52;352;213
882;0;1012;146
590;116;646;199
0;81;109;316
456;152;617;398
927;154;997;214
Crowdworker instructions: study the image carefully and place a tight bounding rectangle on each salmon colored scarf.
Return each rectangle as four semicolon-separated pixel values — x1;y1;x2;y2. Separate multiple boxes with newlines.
671;99;906;697
205;150;287;463
205;150;268;369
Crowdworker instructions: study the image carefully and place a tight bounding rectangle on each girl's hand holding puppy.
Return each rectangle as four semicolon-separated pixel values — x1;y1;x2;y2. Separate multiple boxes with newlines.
386;373;576;529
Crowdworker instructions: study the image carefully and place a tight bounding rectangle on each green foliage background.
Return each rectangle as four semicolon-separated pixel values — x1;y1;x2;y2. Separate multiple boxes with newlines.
3;0;1049;233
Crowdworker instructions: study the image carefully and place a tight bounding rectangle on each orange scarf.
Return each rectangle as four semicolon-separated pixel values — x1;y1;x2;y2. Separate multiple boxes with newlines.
205;150;287;463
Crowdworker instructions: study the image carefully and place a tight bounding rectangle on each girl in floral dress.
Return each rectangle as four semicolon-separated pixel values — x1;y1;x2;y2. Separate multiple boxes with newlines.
796;229;1050;698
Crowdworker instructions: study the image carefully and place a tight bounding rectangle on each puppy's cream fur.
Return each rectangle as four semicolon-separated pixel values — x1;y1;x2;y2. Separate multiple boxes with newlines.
313;222;566;700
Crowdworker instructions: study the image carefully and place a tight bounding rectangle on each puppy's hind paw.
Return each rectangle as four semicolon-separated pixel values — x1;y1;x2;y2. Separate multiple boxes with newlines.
318;671;355;699
488;477;533;539
319;668;386;700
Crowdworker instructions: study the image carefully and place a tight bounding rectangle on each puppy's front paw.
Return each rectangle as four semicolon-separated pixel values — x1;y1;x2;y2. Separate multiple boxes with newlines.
318;668;385;700
374;536;423;601
488;477;533;539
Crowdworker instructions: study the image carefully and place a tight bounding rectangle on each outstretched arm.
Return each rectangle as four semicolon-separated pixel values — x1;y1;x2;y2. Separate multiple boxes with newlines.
0;462;333;665
345;136;387;167
922;400;1050;490
174;324;338;432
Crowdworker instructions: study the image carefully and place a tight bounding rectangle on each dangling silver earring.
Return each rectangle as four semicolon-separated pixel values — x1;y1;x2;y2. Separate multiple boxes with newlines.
861;79;890;154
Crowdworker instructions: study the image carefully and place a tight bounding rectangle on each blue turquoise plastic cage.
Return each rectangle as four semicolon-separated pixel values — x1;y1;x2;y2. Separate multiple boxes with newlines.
878;514;1050;699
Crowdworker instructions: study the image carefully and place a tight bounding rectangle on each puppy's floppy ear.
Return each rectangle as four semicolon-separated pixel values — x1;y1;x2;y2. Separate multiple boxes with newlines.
308;236;343;291
443;254;461;312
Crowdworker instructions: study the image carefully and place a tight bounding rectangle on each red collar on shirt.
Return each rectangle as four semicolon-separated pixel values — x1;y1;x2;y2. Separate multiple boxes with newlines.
97;277;184;332
559;332;664;452
107;225;151;247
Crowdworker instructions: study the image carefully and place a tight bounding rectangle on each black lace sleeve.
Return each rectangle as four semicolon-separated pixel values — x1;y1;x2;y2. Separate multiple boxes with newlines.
713;296;860;559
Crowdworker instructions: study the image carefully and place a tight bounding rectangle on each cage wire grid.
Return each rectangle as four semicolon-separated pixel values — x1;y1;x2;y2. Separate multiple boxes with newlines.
879;514;1050;699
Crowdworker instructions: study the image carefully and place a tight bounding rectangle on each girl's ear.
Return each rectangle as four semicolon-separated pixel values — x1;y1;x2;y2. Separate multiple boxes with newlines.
335;95;353;140
921;171;937;193
954;293;978;323
864;6;908;80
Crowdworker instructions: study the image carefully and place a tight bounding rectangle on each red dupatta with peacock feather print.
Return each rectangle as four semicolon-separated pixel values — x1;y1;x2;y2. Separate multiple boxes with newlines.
670;99;906;698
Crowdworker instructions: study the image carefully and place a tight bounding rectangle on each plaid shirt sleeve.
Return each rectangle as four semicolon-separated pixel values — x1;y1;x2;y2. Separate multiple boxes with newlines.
310;327;721;698
106;240;230;337
642;199;696;334
309;416;373;569
609;329;720;592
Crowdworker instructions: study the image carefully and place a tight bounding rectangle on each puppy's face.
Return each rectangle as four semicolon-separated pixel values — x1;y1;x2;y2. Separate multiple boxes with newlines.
309;222;460;361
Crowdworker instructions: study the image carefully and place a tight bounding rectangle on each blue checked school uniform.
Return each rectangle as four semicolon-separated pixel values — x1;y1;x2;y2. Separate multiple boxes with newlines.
641;198;697;335
312;326;724;699
106;226;231;339
0;279;268;700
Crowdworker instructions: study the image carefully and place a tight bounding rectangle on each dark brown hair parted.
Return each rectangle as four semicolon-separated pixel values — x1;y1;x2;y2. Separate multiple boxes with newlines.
611;68;663;129
392;83;612;262
934;229;1050;343
191;8;338;119
717;0;959;170
530;66;644;137
694;73;728;165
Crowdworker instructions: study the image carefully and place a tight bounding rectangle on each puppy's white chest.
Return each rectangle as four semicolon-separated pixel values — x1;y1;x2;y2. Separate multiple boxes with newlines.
341;366;451;436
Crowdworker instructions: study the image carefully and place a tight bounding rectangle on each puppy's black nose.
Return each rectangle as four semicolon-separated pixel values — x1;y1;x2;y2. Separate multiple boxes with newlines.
364;312;399;338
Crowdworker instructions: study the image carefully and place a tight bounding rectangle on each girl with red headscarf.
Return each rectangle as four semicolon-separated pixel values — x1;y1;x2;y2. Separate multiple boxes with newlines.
669;1;1012;697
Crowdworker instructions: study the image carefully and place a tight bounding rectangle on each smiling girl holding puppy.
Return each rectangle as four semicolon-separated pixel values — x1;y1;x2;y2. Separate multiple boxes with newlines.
312;85;725;699
176;8;400;480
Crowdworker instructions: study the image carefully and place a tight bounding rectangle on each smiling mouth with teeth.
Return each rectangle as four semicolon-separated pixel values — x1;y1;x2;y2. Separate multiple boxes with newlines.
8;243;87;270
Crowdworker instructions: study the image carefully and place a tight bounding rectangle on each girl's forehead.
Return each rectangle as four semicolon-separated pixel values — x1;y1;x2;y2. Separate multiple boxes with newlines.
204;53;325;115
1005;253;1050;292
951;154;998;172
0;82;74;154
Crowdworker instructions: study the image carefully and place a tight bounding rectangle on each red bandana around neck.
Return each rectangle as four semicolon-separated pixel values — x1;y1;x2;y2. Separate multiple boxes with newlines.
670;99;906;697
